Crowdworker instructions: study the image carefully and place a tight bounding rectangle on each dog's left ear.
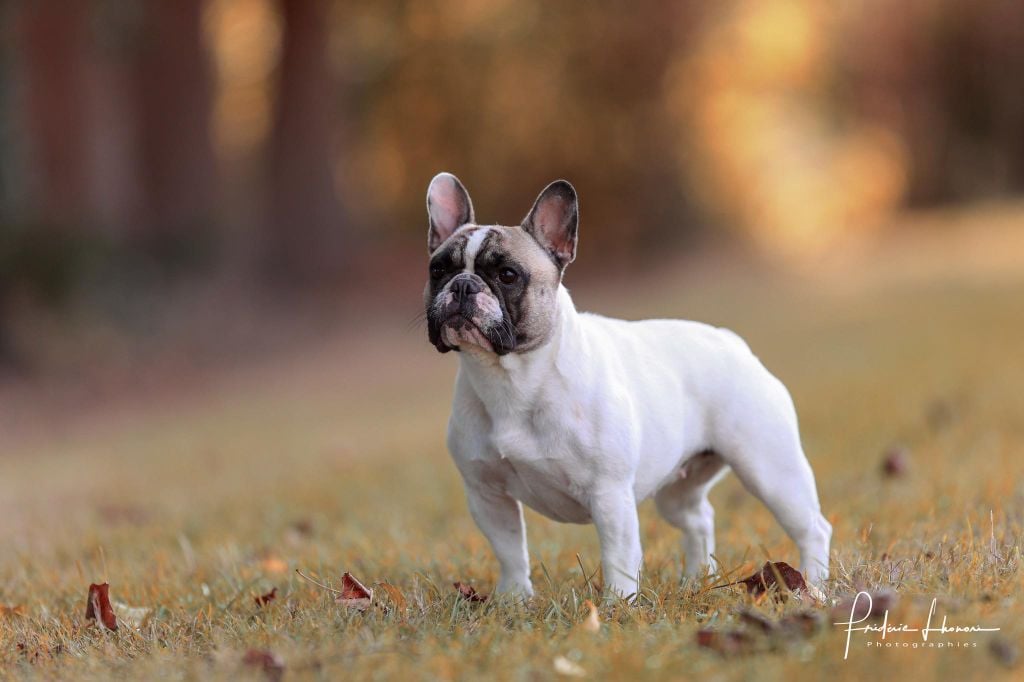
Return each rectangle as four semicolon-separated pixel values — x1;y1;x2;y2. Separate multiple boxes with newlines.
522;180;578;272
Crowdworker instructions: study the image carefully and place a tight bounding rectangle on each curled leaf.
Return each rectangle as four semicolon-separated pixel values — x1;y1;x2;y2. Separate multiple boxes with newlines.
453;582;488;603
719;561;820;602
336;572;373;610
85;583;118;631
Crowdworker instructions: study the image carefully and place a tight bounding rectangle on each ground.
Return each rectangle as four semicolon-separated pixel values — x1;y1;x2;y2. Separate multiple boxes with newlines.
1;206;1022;680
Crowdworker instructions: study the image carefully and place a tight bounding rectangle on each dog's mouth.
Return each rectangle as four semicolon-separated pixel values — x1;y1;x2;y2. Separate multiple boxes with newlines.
441;315;495;352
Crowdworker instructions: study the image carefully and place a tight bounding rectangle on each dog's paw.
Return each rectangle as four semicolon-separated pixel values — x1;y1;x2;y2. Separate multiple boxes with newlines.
495;580;535;599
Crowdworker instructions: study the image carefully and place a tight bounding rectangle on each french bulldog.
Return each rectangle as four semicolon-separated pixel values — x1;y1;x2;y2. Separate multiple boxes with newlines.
424;172;831;599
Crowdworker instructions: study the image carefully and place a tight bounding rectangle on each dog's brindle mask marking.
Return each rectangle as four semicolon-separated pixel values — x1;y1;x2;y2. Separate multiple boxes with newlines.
424;174;577;356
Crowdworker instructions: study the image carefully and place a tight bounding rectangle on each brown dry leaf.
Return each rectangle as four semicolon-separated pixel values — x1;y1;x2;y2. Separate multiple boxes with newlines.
242;648;285;681
112;601;152;629
453;581;488;603
376;582;407;611
254;587;278;607
720;561;821;602
0;604;26;618
336;572;373;610
579;599;601;633
696;628;756;655
85;583;118;631
260;556;289;575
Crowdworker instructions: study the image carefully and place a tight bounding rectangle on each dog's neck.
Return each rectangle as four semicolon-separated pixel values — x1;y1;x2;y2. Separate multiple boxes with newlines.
457;285;581;409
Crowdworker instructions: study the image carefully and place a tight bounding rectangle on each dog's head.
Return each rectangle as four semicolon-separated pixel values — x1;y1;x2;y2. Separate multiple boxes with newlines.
423;172;579;356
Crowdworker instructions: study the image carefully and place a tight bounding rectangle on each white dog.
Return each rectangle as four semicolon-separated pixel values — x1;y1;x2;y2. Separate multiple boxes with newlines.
423;172;831;599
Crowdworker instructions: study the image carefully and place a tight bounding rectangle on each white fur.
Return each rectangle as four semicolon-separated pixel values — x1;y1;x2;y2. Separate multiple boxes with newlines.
446;286;831;599
463;227;491;274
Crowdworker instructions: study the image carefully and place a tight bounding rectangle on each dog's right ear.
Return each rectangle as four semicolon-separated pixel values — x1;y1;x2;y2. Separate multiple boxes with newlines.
427;172;474;252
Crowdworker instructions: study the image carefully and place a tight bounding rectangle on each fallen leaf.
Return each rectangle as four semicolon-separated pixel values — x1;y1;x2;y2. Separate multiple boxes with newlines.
553;655;586;677
113;601;152;629
579;599;601;632
696;628;756;655
453;582;488;603
85;583;117;631
881;446;910;477
720;561;817;602
254;587;278;607
242;648;285;681
830;589;898;621
0;604;26;618
260;556;288;574
376;582;407;611
336;572;373;610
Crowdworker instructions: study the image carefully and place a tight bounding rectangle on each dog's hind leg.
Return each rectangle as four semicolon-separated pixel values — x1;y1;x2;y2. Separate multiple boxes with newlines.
655;450;730;579
717;391;832;585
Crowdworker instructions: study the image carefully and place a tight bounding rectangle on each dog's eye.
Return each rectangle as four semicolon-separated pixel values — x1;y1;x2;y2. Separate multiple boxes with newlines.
498;267;518;285
430;262;446;278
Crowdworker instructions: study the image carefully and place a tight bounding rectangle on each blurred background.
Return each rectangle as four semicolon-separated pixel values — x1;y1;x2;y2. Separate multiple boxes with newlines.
2;7;1024;672
0;0;1023;386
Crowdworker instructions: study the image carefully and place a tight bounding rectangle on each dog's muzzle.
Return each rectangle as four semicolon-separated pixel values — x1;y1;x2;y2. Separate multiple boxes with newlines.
428;273;509;354
445;274;483;318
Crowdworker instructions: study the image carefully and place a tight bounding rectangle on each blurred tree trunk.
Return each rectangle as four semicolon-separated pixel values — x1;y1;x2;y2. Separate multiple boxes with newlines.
266;0;347;285
134;0;217;263
18;0;95;227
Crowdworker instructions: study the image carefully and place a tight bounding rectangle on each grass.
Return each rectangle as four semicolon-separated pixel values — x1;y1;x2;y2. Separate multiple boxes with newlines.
1;231;1023;680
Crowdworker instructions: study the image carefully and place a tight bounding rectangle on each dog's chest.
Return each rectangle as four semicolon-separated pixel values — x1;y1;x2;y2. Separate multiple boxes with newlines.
484;406;594;524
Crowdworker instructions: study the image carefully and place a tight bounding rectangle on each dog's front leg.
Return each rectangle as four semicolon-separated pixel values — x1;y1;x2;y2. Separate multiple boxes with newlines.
590;485;643;601
464;484;534;597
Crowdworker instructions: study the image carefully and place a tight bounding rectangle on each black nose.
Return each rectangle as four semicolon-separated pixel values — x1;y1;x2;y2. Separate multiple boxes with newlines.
450;275;482;302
